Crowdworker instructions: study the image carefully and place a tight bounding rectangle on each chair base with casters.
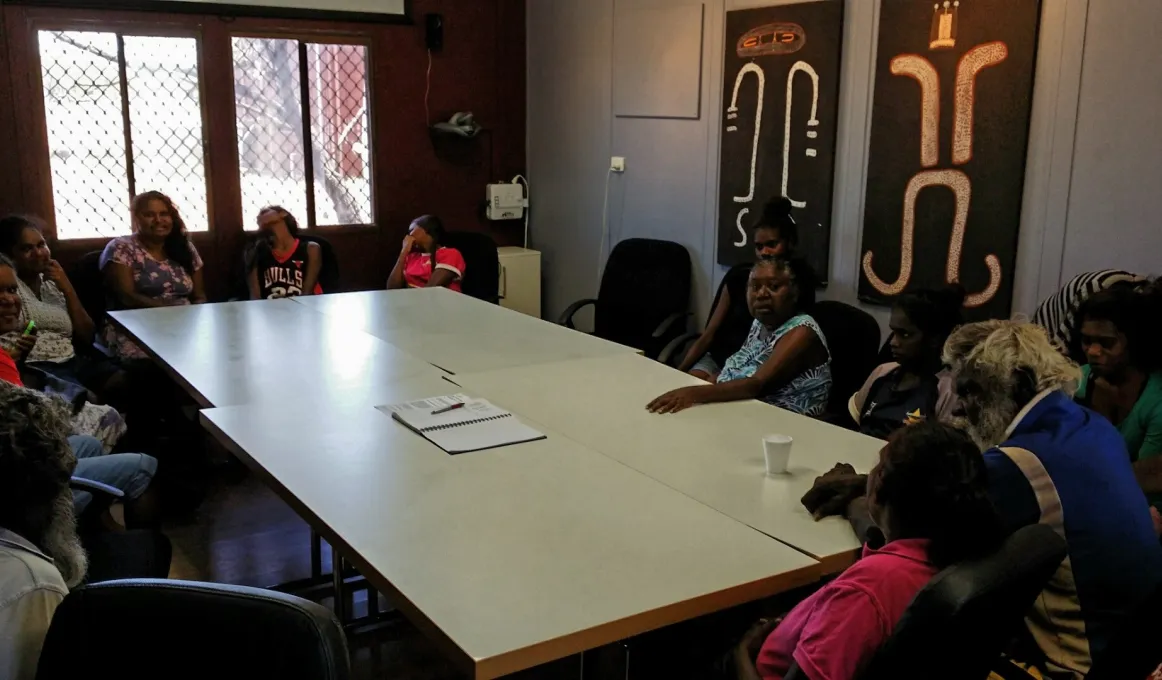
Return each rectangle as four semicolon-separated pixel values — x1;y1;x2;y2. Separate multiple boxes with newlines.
36;579;351;680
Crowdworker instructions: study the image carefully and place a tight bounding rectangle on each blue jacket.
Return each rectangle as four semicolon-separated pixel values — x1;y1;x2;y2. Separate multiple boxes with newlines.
987;390;1162;676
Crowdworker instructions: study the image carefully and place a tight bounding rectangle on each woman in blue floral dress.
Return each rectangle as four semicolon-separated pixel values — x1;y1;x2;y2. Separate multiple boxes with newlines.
647;257;831;416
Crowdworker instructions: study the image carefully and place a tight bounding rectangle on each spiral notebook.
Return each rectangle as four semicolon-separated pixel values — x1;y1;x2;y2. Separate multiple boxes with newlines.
377;393;546;454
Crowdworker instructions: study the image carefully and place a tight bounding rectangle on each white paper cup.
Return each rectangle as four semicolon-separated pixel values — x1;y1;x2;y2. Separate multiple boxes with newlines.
763;434;793;475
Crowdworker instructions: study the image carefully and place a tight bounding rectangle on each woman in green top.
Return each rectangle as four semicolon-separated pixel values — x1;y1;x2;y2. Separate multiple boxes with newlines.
1074;283;1162;506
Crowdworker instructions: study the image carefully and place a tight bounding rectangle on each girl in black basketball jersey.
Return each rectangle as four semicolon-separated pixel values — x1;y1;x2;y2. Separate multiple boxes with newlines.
247;206;323;300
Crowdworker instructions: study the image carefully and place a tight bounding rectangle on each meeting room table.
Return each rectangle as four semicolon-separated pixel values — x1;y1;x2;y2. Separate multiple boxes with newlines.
108;290;882;677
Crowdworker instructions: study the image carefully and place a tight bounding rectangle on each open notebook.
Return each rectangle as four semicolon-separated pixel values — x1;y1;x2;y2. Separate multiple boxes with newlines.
376;394;546;454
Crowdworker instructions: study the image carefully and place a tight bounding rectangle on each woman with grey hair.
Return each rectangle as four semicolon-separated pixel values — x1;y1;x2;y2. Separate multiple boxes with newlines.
0;384;88;680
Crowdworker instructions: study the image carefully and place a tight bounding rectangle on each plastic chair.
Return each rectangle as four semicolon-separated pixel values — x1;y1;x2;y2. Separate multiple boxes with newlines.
560;238;692;358
36;579;350;680
442;231;500;303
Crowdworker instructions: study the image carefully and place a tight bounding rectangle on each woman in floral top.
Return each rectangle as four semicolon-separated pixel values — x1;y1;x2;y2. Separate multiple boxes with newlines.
99;191;206;360
647;257;832;416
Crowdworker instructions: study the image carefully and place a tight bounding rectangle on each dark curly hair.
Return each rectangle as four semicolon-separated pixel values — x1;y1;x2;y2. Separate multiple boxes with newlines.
0;215;42;259
1077;283;1162;373
132;191;195;275
873;421;1004;568
752;196;798;248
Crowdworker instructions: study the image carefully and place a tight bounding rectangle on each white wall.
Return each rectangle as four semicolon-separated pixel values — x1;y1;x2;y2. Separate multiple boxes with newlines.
1059;0;1162;280
527;0;1158;333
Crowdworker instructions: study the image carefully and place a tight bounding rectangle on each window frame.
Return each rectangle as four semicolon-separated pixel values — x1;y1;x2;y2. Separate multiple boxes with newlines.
8;6;383;246
32;24;214;242
228;30;377;232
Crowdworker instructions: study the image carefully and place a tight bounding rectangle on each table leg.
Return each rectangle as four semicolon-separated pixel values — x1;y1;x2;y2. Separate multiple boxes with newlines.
332;550;348;622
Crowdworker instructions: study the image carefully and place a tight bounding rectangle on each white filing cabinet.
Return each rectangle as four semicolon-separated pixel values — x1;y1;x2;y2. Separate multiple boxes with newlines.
497;247;542;318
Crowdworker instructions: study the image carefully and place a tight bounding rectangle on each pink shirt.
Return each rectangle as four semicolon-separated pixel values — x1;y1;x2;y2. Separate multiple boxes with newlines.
403;247;466;293
757;538;938;680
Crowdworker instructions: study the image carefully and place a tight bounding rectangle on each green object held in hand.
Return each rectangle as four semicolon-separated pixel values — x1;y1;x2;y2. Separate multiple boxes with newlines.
22;320;36;337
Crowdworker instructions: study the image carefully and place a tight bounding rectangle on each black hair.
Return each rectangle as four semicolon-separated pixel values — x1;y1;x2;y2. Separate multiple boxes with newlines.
0;215;41;258
412;214;445;251
875;421;1004;568
753;256;817;310
752;196;798;247
894;284;966;344
258;205;300;238
132;191;195;275
1077;283;1162;372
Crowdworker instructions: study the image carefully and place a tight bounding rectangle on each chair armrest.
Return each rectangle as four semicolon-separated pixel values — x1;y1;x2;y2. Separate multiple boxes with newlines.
70;476;124;499
657;331;702;366
558;298;598;329
651;311;691;339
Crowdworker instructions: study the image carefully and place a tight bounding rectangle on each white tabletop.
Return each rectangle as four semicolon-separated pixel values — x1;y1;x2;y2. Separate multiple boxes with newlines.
108;300;443;408
453;354;886;573
292;289;639;373
200;374;820;679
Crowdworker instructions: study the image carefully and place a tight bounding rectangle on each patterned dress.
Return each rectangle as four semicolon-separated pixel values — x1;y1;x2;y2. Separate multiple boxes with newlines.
99;235;203;360
717;313;832;416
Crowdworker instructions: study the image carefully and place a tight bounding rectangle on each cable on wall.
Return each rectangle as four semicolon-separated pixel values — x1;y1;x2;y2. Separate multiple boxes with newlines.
512;174;530;249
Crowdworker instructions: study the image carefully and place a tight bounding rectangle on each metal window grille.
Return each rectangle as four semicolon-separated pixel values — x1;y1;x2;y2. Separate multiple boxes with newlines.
39;30;209;239
233;37;373;230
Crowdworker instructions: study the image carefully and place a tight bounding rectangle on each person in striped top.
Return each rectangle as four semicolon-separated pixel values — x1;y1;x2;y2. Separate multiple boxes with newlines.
1031;270;1146;361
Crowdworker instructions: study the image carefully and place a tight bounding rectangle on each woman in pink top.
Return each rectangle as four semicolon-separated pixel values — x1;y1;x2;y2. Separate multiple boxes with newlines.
386;215;466;293
735;422;1003;680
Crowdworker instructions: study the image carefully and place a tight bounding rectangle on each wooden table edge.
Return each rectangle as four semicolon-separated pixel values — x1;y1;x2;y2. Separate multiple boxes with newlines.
199;409;826;679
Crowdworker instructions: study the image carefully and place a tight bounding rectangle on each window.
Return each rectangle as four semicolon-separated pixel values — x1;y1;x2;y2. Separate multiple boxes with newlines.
38;30;209;239
232;37;372;229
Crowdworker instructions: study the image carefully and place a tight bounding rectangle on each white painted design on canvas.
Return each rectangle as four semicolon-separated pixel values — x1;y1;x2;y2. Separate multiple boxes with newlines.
728;63;765;204
734;208;750;247
782;61;820;209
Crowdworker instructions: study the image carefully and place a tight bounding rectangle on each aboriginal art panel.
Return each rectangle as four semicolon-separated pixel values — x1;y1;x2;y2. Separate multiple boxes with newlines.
717;1;844;280
859;0;1041;318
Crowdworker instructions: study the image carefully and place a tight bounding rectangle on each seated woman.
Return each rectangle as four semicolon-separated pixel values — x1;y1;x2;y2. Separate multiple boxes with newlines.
735;422;1003;680
99;191;206;361
247;206;322;300
1073;284;1162;505
386;215;466;292
0;256;157;527
0;215;123;394
648;257;831;416
679;197;799;380
848;286;965;438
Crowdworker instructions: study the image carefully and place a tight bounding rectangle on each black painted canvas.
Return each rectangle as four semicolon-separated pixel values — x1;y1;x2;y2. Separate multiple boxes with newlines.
717;1;844;281
858;0;1042;318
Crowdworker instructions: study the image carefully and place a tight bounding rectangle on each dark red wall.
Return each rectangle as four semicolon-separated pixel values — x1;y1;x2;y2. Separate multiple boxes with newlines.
0;0;527;295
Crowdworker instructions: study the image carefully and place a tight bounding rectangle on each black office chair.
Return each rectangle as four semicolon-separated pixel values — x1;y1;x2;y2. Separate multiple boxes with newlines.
36;579;351;680
300;234;341;293
812;301;882;417
560;238;691;359
849;524;1067;679
443;231;500;303
70;250;108;330
70;477;172;583
1087;580;1162;679
659;263;754;368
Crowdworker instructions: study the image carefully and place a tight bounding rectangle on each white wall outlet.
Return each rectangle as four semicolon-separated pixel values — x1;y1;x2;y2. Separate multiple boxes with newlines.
610;156;626;173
